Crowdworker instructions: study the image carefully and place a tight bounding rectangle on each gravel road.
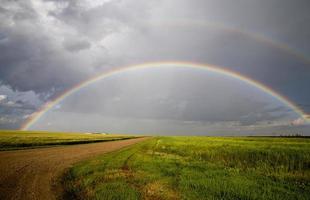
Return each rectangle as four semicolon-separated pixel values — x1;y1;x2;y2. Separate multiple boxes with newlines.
0;137;147;200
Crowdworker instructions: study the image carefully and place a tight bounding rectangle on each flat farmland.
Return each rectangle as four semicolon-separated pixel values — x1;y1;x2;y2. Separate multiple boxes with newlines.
0;130;134;150
63;136;310;200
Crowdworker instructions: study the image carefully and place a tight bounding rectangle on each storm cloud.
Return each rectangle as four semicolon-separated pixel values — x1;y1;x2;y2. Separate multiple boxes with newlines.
0;0;309;134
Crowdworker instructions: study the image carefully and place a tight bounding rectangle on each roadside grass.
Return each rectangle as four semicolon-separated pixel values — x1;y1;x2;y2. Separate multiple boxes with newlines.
62;136;310;200
0;130;134;150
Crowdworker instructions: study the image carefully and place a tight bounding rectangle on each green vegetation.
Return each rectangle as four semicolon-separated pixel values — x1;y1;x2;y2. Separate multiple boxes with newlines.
0;130;134;150
63;136;310;200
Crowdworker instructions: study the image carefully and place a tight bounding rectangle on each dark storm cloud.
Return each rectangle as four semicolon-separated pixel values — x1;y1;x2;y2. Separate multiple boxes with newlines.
0;28;84;92
0;0;309;133
0;1;83;92
1;0;310;97
0;0;158;93
0;85;39;129
48;0;154;40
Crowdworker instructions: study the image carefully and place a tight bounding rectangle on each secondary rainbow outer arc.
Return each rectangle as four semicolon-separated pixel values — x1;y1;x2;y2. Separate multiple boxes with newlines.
20;62;308;130
154;19;310;66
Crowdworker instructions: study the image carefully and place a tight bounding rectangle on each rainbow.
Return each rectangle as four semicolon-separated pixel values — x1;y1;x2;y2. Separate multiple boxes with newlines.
152;19;310;66
21;62;309;130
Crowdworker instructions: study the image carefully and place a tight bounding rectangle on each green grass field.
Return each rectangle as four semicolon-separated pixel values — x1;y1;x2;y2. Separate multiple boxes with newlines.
0;130;134;150
62;136;310;200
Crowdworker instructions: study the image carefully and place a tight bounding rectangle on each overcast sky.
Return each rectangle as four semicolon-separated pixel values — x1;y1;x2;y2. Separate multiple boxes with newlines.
0;0;309;135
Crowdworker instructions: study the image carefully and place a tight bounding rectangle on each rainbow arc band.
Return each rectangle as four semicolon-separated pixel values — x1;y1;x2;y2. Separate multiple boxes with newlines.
20;62;309;130
152;19;310;66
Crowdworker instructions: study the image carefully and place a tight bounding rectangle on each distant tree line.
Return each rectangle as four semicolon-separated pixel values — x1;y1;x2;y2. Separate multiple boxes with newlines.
279;133;308;138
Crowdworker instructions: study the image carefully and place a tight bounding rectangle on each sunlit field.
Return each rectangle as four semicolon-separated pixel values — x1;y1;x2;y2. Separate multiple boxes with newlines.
63;136;310;200
0;130;134;150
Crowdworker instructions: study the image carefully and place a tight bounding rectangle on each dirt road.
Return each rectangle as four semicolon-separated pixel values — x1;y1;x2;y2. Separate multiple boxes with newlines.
0;137;147;200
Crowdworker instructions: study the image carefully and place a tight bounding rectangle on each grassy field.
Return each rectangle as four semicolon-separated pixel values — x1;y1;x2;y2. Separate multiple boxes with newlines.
63;136;310;200
0;130;134;150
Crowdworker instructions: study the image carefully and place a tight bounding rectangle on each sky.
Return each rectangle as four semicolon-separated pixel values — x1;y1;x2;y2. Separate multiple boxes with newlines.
0;0;309;135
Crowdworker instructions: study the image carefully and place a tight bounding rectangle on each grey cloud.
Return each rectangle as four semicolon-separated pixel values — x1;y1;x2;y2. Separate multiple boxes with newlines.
0;0;104;93
238;106;292;126
0;84;41;129
102;18;310;110
0;85;41;129
49;0;157;39
30;112;310;136
0;0;309;133
49;68;299;128
0;0;158;93
1;0;310;99
63;38;91;52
